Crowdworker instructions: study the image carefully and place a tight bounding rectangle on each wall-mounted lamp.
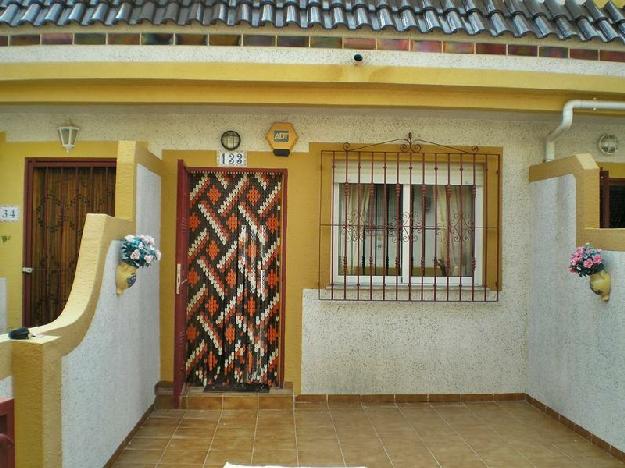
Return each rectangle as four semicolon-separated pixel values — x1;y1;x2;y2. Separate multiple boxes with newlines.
221;131;241;151
598;134;618;155
58;121;80;153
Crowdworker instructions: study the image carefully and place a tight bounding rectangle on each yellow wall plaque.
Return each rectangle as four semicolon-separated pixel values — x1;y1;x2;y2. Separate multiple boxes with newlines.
266;122;298;156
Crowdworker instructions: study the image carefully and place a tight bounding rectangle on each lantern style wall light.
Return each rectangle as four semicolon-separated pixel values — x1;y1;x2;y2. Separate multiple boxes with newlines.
598;134;618;156
58;121;80;152
221;131;241;151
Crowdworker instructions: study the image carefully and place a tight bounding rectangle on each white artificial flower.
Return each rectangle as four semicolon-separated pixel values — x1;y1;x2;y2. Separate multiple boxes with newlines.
156;250;162;260
145;255;153;264
124;235;134;241
130;249;140;260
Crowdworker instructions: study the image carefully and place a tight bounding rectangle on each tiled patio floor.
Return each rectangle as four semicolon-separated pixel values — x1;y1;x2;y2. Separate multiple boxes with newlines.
112;401;625;468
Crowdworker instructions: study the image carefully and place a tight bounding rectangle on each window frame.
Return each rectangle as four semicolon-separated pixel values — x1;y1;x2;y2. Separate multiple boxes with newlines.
330;165;485;287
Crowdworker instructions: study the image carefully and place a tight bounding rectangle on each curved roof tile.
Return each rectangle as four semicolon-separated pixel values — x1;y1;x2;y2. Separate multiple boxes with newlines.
1;0;624;43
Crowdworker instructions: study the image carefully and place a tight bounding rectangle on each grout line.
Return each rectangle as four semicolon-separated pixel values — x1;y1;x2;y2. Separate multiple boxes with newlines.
396;403;442;467
430;402;490;466
201;408;223;467
327;404;348;467
250;405;260;465
292;402;300;467
154;410;184;467
362;403;397;467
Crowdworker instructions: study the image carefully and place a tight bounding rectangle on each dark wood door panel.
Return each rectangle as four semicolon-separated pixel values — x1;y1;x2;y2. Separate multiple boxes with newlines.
24;159;116;327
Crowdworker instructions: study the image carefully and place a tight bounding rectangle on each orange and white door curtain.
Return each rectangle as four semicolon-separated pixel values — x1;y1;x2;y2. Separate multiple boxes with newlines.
185;172;282;389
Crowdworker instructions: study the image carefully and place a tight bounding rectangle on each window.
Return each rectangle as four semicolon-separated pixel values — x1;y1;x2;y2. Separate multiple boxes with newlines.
318;145;500;302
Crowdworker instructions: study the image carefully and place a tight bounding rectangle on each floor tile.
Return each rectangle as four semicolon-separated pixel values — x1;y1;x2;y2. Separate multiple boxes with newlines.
125;437;169;450
298;438;342;452
252;448;298;465
173;427;215;439
111;402;625;468
210;436;254;451
114;449;162;464
204;449;253;465
111;463;157;468
165;438;210;451
298;448;344;465
160;448;207;464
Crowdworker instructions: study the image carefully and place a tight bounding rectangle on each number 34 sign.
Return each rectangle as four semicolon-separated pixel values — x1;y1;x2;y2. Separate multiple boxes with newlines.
217;151;247;167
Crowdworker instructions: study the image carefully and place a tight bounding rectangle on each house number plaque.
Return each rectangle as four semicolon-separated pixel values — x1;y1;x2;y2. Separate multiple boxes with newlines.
0;206;19;222
217;151;247;167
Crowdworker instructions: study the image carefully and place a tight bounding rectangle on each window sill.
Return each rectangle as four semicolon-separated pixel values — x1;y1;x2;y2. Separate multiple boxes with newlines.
319;284;499;302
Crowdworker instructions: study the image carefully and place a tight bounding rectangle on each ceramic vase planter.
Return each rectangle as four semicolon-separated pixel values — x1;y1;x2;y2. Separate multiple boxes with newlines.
115;262;137;295
589;270;611;302
569;243;610;302
116;234;161;295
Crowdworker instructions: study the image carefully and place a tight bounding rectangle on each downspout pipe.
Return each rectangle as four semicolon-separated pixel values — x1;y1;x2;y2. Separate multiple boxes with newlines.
545;100;625;161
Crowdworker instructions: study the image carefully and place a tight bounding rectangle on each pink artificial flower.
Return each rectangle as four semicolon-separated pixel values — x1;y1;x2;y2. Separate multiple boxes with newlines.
592;255;602;264
130;249;141;260
583;259;593;268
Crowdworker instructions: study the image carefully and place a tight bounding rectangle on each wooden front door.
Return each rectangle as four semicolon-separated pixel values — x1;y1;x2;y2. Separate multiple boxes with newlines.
23;159;116;327
176;168;286;393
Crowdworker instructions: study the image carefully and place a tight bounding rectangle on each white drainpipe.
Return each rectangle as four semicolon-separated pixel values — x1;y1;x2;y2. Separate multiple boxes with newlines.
545;99;625;161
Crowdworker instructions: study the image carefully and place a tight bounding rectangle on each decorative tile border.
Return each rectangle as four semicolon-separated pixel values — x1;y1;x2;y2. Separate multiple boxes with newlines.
1;31;624;64
295;393;526;405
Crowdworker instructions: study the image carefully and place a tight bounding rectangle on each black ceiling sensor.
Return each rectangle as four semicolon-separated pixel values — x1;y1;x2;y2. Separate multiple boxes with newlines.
9;327;30;340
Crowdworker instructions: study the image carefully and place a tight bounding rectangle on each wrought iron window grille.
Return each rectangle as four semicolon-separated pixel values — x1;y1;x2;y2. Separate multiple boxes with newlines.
318;133;501;303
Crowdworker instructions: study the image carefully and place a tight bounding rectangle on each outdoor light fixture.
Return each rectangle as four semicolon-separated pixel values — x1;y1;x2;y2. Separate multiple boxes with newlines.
598;134;618;155
58;121;80;153
221;131;241;151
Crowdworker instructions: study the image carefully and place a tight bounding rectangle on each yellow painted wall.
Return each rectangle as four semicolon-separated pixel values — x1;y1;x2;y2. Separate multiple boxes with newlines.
598;162;625;178
160;150;320;393
0;134;119;330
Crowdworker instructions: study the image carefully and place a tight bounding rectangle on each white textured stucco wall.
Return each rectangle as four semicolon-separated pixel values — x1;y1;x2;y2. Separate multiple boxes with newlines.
2;46;624;78
529;175;625;453
0;376;12;398
0;106;623;163
61;165;160;468
302;291;524;393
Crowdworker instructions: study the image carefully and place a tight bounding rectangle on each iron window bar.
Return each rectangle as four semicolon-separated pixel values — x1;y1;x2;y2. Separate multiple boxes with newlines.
318;134;500;303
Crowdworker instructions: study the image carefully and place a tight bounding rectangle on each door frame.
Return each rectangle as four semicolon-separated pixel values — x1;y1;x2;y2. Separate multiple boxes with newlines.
22;158;117;327
173;166;288;399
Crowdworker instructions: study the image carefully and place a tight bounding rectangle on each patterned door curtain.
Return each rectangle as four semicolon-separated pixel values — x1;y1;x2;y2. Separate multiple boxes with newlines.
185;171;282;389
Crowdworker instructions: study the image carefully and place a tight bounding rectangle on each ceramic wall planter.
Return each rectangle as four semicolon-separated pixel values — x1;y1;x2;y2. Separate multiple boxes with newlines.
589;270;611;302
115;262;137;295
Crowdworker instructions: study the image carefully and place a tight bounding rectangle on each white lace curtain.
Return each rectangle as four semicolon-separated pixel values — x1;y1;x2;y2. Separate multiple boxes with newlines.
339;184;473;277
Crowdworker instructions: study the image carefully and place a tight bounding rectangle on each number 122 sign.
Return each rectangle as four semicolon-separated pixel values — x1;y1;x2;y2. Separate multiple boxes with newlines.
217;151;247;167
